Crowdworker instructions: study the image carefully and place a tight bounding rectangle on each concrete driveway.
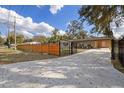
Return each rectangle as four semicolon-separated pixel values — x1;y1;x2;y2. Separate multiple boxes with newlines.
0;48;124;88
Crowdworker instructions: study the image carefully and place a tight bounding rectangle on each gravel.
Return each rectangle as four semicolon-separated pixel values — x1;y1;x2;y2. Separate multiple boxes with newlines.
0;48;124;88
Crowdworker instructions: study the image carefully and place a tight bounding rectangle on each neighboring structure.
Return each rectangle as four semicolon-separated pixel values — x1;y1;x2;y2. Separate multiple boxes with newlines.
111;16;124;67
111;38;124;67
68;38;112;49
60;38;112;56
25;41;41;44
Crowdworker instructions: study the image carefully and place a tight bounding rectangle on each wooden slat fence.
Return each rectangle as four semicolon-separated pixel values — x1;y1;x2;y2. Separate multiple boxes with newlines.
17;43;60;56
119;39;124;67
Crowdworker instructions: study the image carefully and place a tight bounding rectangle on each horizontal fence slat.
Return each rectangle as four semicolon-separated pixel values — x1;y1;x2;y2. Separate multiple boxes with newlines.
17;43;60;56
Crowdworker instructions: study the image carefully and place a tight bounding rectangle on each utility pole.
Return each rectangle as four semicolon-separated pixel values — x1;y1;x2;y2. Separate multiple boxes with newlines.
13;16;22;50
14;16;16;50
7;11;11;48
0;10;21;49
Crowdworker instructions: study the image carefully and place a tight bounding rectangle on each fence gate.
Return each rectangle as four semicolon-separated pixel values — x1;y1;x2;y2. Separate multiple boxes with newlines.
111;39;118;60
71;42;77;54
60;41;78;56
119;38;124;67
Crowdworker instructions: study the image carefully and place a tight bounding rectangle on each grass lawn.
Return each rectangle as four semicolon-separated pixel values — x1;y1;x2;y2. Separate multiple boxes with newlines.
0;46;58;64
111;60;124;74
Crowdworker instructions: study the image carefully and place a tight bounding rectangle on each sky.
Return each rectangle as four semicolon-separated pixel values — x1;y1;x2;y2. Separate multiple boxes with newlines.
0;5;124;40
0;5;82;38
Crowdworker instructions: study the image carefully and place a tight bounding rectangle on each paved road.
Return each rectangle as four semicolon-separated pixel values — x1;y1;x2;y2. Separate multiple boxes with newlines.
0;48;124;88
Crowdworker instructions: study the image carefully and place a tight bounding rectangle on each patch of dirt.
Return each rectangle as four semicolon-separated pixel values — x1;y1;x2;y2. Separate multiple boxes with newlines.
0;46;58;64
111;60;124;74
0;52;58;64
0;61;16;64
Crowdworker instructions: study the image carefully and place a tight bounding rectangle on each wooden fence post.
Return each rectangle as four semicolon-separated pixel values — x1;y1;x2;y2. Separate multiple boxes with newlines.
59;41;61;56
111;39;115;60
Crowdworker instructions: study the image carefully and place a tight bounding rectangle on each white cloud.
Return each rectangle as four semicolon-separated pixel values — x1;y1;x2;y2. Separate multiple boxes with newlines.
36;5;64;14
36;5;43;8
49;5;64;14
35;32;43;36
59;30;65;35
0;34;6;39
17;30;34;39
0;7;56;38
111;27;124;40
0;6;65;39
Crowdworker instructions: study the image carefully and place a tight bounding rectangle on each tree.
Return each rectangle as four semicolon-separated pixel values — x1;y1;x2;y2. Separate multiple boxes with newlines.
76;30;87;39
8;32;24;44
0;36;5;45
16;34;25;44
41;37;48;43
79;5;124;38
49;28;61;43
9;33;15;44
24;39;33;43
66;20;86;39
32;35;48;43
60;34;69;40
4;38;11;48
52;28;59;38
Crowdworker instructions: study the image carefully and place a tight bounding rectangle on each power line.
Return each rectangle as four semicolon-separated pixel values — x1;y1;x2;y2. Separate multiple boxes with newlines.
7;10;10;38
0;23;7;36
0;6;22;48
